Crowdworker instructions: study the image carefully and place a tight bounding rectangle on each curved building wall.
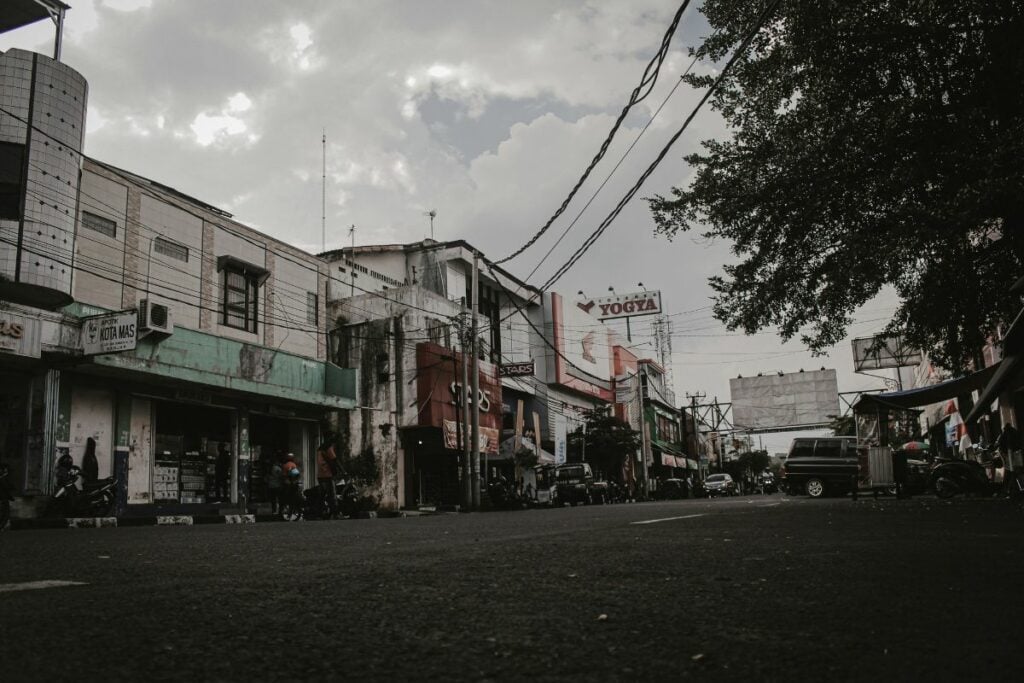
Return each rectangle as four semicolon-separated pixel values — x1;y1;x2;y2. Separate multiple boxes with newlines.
0;48;88;309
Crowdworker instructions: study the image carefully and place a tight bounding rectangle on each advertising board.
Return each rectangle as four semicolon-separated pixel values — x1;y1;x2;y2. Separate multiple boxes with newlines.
547;292;613;401
82;310;138;356
576;290;662;321
730;369;840;431
852;335;922;371
416;342;501;454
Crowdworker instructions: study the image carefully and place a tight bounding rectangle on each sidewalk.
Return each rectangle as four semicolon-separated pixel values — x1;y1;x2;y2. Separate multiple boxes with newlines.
5;509;420;531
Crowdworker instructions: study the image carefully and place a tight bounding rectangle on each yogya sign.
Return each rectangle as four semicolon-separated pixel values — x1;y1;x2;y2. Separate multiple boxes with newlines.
576;290;662;321
82;310;138;356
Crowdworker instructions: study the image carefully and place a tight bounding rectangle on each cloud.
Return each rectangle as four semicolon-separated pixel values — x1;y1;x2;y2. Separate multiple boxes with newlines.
188;92;255;147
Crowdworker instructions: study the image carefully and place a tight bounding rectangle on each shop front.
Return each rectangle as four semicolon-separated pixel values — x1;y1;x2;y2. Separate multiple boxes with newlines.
407;342;501;508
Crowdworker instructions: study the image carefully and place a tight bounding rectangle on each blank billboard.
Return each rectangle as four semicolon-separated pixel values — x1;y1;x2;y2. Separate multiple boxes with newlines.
730;369;839;431
852;335;922;371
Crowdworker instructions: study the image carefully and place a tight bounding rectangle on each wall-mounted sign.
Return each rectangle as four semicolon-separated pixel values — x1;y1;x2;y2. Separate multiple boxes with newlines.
499;360;535;378
0;311;42;358
416;342;502;454
577;290;662;321
82;310;137;356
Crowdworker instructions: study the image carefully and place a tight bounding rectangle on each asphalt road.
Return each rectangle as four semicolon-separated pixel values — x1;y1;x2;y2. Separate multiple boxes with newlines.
2;495;1023;682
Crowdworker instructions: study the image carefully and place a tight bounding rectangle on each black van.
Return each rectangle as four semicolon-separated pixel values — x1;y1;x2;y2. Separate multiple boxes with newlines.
781;437;860;498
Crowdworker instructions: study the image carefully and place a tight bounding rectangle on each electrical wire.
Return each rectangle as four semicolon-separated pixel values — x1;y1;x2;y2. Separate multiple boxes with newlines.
494;0;693;265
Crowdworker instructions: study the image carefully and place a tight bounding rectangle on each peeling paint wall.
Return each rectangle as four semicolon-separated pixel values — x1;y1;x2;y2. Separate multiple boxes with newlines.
69;386;114;478
127;397;152;503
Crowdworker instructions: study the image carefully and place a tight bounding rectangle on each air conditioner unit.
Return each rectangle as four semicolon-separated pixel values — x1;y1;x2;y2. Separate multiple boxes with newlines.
138;299;173;335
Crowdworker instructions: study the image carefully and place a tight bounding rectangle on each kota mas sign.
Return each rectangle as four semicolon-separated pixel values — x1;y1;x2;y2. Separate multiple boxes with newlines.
576;290;662;321
82;311;138;356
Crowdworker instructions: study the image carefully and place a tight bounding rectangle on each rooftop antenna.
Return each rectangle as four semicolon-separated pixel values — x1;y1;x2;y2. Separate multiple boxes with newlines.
425;209;437;240
321;131;326;253
348;224;356;296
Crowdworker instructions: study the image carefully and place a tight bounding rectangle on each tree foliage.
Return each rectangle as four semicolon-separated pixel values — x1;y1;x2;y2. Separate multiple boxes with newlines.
569;408;641;479
649;1;1024;372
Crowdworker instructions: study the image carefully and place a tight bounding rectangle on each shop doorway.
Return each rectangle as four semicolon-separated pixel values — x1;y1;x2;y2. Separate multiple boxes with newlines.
249;415;315;504
153;401;232;506
0;371;32;494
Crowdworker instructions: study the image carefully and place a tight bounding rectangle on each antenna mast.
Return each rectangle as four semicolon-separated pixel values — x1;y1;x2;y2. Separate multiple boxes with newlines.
321;131;326;253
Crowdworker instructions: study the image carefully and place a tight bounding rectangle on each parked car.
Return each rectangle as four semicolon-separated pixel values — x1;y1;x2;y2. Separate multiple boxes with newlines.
555;463;594;506
659;478;690;500
703;473;737;497
781;437;860;498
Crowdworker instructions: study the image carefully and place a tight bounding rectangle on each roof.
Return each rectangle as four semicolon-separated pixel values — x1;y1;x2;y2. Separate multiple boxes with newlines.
0;0;68;35
853;362;1000;414
320;238;542;296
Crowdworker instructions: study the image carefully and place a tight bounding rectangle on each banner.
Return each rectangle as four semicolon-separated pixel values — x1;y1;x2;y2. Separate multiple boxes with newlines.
554;414;567;465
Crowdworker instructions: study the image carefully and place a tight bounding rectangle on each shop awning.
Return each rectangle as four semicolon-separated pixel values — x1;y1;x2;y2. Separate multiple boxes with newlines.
651;439;685;457
498;436;555;464
853;362;1001;414
966;307;1024;422
0;0;68;35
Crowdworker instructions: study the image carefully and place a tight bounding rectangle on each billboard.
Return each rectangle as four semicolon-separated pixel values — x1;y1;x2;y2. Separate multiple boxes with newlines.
416;343;501;454
547;292;613;401
730;369;839;431
852;335;922;371
576;290;662;321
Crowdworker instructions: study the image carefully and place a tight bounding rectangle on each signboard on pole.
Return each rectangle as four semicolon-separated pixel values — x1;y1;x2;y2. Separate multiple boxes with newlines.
576;290;662;321
554;414;567;465
499;360;535;378
82;310;138;356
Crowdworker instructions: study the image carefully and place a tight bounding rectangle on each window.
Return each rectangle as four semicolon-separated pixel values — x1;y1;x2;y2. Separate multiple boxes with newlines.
223;266;259;333
306;292;318;325
81;211;116;238
814;440;843;458
789;439;815;458
154;237;188;263
0;141;25;220
426;317;451;348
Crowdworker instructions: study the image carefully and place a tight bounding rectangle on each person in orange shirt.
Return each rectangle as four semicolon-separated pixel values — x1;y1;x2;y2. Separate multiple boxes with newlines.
316;433;340;519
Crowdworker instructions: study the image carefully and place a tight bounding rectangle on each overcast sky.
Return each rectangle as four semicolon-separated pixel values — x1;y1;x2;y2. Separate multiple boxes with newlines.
1;0;902;453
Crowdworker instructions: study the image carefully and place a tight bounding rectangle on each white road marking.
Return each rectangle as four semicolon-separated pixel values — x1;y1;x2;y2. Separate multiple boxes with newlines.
631;513;706;526
759;503;781;508
0;580;88;594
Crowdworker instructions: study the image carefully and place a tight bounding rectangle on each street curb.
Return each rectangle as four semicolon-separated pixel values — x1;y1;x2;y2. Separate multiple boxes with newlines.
5;511;407;530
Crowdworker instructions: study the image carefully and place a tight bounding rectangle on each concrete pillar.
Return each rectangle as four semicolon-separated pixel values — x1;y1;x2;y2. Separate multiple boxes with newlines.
235;409;251;512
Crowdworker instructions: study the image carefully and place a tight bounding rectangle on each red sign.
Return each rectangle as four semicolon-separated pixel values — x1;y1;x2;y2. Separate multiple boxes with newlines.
416;343;502;454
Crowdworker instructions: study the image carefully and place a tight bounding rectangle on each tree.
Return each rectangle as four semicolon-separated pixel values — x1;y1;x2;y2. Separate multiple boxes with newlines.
568;408;641;480
827;414;856;437
649;1;1024;372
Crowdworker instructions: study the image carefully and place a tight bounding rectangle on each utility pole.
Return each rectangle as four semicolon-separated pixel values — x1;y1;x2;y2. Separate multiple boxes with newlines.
686;392;705;473
470;253;481;511
460;300;471;510
637;370;650;499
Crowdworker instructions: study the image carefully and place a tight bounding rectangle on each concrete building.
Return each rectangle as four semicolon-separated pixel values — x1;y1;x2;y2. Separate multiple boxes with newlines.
1;16;357;518
323;240;541;510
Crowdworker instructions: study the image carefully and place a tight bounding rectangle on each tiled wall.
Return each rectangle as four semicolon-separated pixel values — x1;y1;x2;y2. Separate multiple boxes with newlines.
0;49;87;300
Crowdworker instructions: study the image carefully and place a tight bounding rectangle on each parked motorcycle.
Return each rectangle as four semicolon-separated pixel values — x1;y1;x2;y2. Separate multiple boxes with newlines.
49;466;117;517
930;458;999;499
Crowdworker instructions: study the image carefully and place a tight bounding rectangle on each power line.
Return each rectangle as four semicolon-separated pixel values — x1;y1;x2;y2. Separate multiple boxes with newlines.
539;0;783;293
494;0;693;265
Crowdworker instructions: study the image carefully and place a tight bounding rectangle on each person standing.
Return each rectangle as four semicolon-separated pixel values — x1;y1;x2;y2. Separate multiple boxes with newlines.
215;442;231;501
997;423;1021;497
266;452;284;514
281;454;302;518
82;437;99;485
892;448;909;499
316;434;340;519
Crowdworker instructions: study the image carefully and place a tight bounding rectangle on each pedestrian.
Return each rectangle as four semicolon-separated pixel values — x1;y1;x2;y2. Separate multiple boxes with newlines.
892;448;909;499
316;433;340;519
282;453;302;517
82;437;99;485
215;442;231;501
266;452;284;514
997;423;1021;497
